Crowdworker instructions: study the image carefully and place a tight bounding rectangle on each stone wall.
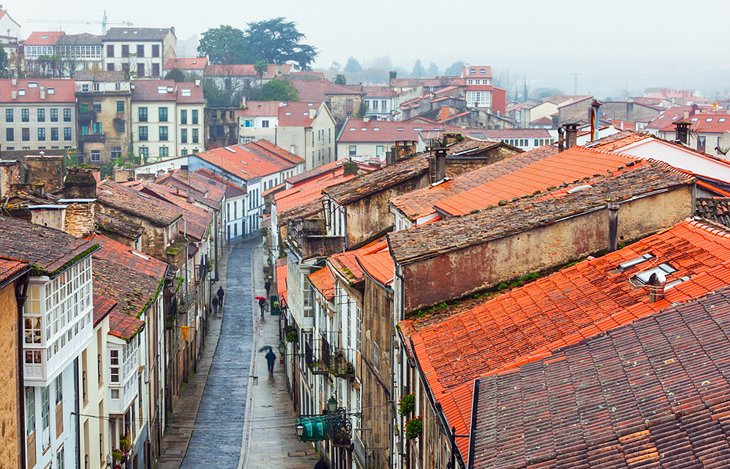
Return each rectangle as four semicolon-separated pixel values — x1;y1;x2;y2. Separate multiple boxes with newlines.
64;203;95;238
403;184;694;313
0;284;21;469
24;156;65;194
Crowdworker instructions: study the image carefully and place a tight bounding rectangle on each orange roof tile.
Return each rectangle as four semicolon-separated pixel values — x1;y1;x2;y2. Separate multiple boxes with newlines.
391;146;558;222
402;220;730;463
433;147;638;216
93;294;117;326
308;267;335;301
196;140;303;182
357;248;394;286
108;308;145;342
0;257;29;286
328;238;386;285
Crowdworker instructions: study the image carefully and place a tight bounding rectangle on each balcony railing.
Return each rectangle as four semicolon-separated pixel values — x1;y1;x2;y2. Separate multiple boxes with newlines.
78;111;95;122
80;133;106;143
305;339;328;375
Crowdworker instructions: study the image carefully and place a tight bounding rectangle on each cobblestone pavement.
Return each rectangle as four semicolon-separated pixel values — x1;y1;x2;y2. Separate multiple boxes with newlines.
240;243;320;469
179;237;257;468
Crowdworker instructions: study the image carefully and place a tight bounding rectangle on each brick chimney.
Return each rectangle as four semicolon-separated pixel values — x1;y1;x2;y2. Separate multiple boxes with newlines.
61;168;97;238
674;121;691;145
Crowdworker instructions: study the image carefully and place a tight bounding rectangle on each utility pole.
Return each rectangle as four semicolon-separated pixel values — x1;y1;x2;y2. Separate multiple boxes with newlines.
572;73;579;95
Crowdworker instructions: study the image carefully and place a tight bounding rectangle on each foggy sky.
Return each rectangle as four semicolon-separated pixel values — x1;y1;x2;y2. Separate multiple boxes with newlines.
7;0;730;98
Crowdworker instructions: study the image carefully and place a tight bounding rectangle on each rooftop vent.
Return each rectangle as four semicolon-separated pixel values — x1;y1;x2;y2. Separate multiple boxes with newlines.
567;184;592;194
47;88;55;95
224;147;237;153
28;82;38;88
633;263;676;285
617;253;654;271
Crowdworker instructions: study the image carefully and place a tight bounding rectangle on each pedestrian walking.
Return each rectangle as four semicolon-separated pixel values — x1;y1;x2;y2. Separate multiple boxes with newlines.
264;277;272;297
314;457;328;469
258;297;267;319
265;349;276;375
212;296;219;315
217;286;225;307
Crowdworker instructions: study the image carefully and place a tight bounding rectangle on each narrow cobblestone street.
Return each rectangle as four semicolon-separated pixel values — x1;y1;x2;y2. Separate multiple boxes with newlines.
159;237;318;469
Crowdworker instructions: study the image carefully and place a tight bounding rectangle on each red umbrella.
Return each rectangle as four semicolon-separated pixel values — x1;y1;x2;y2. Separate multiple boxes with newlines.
255;296;266;301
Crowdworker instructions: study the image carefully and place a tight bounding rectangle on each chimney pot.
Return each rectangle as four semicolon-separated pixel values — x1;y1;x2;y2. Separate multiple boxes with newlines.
647;272;666;303
564;123;579;149
432;147;447;183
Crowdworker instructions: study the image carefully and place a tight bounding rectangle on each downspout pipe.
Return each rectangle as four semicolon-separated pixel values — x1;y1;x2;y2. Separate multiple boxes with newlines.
14;271;30;469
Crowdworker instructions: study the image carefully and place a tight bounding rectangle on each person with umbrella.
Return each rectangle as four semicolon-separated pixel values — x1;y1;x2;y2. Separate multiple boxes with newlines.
256;295;267;319
264;277;272;298
212;296;219;315
260;345;277;375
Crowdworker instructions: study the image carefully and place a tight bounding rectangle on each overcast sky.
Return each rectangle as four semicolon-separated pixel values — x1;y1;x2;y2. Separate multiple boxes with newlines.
7;0;730;98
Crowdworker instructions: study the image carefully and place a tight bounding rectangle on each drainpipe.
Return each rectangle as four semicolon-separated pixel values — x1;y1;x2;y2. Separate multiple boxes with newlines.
608;203;620;252
14;272;30;469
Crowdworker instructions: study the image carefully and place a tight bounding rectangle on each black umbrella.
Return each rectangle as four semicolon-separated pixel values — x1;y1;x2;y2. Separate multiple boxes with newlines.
259;345;273;352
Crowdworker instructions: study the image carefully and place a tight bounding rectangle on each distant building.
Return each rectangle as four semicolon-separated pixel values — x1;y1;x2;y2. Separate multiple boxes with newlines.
130;79;205;162
0;78;77;152
163;57;208;78
74;71;132;165
461;65;507;114
238;101;337;170
56;33;104;76
102;27;177;79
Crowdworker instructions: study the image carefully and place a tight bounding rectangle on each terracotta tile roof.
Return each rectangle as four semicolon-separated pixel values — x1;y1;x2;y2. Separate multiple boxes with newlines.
274;162;380;225
196;141;303;182
278;102;324;127
645;105;692;130
290;79;363;102
464;128;552;140
164;57;208;70
140;183;213;241
0;78;76;103
675;113;730;133
24;31;64;46
695;198;730;228
90;234;167;319
389;161;692;265
433;147;639;217
237;101;280;118
156;170;227;211
130;80;205;104
57;33;101;46
204;63;292;79
0;257;30;287
93;294;117;327
90;234;167;279
95;211;144;242
108;309;145;342
461;65;493;78
471;286;730;468
586;130;649;151
391;146;556;222
338;118;456;144
401;220;730;463
194;169;247;198
308;267;335;301
324;156;430;206
276;258;288;303
361;85;398;98
0;216;98;275
357;248;394;286
328;238;387;286
97;180;183;227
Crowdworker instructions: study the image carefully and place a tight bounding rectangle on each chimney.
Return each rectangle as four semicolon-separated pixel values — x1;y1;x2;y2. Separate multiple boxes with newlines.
309;108;316;119
557;126;565;152
607;203;619;252
11;78;16;86
385;148;395;165
63;168;97;199
11;90;16;100
432;147;447;183
343;160;359;176
564;123;579;149
674;121;690;145
363;116;370;123
589;100;602;142
40;86;46;100
647;272;666;303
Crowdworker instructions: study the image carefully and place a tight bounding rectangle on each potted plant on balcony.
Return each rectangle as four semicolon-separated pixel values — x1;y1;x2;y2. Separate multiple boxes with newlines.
398;393;415;416
285;326;298;343
405;416;423;441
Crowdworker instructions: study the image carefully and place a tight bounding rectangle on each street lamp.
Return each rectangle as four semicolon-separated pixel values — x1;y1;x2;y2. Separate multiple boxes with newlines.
296;423;305;438
327;396;338;414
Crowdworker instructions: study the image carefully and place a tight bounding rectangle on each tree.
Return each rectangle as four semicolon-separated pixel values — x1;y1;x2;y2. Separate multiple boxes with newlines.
411;59;426;78
344;57;362;73
444;61;466;76
165;68;188;82
427;62;440;77
244;17;317;70
259;79;299;101
334;74;346;85
0;44;9;78
198;26;251;64
329;61;341;73
203;78;237;107
254;60;268;86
